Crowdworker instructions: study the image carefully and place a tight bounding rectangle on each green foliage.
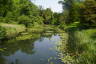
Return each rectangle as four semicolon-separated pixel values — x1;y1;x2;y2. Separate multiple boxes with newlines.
74;29;96;64
0;0;13;17
58;29;96;64
30;16;44;25
0;0;96;29
17;15;31;27
0;23;26;38
0;17;6;23
58;0;81;29
59;0;96;28
80;0;96;26
19;0;39;16
0;0;40;24
0;26;6;39
69;3;80;24
51;18;57;25
17;15;44;27
41;8;53;24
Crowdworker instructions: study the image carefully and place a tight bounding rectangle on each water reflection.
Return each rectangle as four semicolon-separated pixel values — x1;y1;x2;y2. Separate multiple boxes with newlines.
0;32;64;64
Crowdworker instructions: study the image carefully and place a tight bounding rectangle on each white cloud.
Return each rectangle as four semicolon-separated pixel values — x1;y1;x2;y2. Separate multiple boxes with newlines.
31;0;63;13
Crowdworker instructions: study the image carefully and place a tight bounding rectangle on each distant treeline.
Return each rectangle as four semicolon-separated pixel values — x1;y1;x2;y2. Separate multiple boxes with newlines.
0;0;96;28
0;0;63;27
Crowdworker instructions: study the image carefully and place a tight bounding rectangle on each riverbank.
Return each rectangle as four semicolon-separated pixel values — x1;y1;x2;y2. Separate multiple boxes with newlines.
58;28;96;64
0;23;26;39
0;23;63;40
0;23;96;64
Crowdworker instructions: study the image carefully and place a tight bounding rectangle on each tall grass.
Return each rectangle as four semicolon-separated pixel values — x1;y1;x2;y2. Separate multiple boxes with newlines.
0;23;26;38
58;29;96;64
74;29;96;64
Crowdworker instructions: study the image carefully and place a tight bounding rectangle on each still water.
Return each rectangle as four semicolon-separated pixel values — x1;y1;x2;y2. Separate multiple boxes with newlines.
0;33;64;64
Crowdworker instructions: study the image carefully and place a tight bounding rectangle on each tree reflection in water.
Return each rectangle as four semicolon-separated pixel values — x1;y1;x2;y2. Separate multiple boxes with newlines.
0;32;62;64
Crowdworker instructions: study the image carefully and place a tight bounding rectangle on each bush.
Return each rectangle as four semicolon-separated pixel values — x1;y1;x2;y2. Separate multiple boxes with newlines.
17;15;32;27
30;16;44;25
17;15;44;27
0;17;17;24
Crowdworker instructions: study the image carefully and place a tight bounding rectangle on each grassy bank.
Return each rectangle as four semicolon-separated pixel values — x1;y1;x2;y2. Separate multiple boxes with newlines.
0;23;26;38
74;29;96;64
0;23;62;40
58;29;96;64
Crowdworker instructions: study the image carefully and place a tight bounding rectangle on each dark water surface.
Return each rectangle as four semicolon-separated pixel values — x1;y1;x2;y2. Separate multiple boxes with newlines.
0;33;64;64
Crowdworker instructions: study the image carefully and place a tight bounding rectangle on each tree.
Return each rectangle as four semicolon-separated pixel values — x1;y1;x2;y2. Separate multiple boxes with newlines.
19;0;39;16
17;15;31;27
0;0;13;17
59;0;80;28
42;8;53;24
80;0;96;27
59;0;76;24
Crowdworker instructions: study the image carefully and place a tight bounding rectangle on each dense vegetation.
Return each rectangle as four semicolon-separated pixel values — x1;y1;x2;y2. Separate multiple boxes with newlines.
0;0;96;64
59;0;96;29
0;0;96;33
58;0;96;64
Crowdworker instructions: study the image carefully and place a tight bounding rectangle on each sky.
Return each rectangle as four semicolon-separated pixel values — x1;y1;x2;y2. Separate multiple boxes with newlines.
31;0;63;13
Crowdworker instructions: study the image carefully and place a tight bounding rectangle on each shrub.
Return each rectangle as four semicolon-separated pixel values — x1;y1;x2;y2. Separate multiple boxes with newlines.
17;15;31;27
30;16;44;26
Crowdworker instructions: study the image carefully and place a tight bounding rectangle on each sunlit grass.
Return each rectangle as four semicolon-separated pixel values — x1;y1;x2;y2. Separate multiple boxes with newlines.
74;29;96;64
27;25;44;33
0;23;26;38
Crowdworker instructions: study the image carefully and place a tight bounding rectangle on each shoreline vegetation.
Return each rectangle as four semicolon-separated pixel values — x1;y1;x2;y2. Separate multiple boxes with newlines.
0;22;63;40
58;29;96;64
0;0;96;64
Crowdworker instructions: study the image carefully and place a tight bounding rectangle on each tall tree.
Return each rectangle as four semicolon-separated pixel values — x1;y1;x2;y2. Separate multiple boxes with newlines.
59;0;81;25
80;0;96;26
0;0;13;17
42;8;53;24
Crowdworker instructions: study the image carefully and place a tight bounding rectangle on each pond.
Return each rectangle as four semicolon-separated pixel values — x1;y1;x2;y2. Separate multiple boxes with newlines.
0;29;96;64
0;32;64;64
